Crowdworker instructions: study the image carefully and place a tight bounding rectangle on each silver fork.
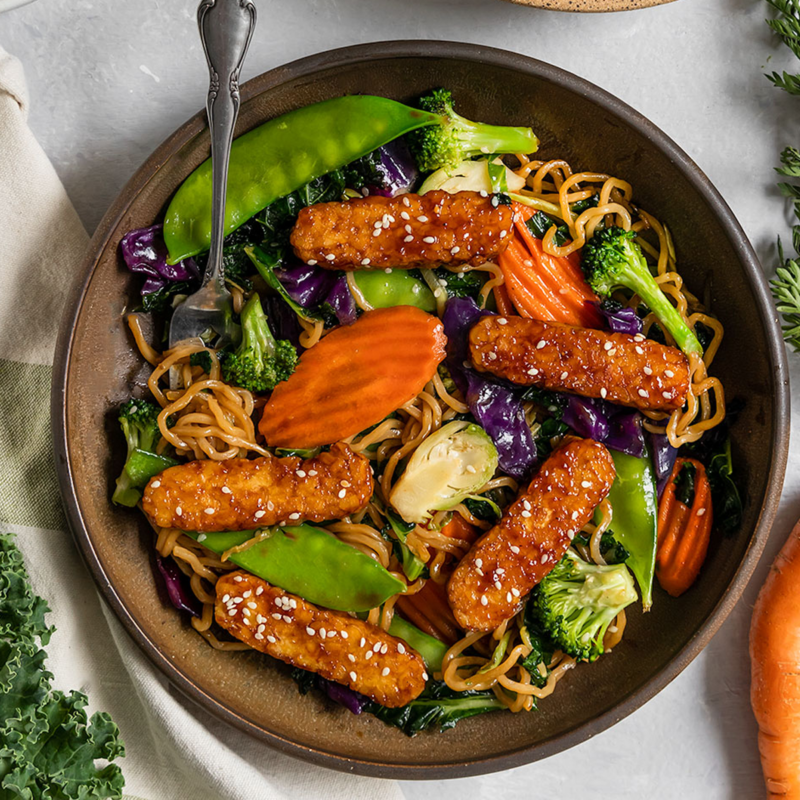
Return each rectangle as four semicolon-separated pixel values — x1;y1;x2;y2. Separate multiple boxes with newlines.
169;0;257;349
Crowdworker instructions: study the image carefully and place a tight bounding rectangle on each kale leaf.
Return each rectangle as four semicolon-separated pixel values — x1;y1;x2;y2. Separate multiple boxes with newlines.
189;350;214;374
525;211;570;246
260;171;346;245
524;196;599;246
432;267;486;300
463;496;502;523
0;533;125;799
705;439;743;534
290;668;501;736
520;604;557;689
141;281;195;313
362;681;503;736
572;528;631;565
674;461;697;507
681;399;744;535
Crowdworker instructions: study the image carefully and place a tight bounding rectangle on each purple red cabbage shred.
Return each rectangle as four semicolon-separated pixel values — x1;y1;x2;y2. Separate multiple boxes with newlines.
442;297;537;479
120;223;199;297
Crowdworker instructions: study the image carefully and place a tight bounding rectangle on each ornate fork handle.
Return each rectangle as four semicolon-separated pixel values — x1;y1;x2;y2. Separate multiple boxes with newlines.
197;0;257;290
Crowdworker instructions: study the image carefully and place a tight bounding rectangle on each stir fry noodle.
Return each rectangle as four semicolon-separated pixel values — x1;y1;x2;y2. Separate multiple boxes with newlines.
510;156;726;448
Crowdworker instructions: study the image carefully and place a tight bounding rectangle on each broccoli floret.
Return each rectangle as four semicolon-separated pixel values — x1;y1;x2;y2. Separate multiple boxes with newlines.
581;227;703;356
112;400;163;507
221;293;297;393
409;89;539;173
529;549;637;662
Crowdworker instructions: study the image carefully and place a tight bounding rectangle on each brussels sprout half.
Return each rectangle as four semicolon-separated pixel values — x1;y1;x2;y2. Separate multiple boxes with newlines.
389;420;499;524
418;158;526;196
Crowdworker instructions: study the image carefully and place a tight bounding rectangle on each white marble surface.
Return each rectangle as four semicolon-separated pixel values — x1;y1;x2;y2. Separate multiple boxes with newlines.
2;0;799;797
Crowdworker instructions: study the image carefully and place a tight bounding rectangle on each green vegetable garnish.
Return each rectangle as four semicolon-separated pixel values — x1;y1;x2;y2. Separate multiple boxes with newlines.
606;450;658;610
408;89;538;174
0;533;125;797
352;270;436;312
387;615;447;673
187;525;405;612
572;528;631;565
520;604;557;689
112;400;177;508
383;511;427;582
221;293;297;393
362;681;503;737
528;549;637;663
706;437;744;534
582;227;703;356
389;420;498;524
674;461;697;507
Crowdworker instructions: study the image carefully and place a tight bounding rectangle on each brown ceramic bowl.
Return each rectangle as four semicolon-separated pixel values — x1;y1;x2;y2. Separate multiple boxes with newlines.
52;41;790;778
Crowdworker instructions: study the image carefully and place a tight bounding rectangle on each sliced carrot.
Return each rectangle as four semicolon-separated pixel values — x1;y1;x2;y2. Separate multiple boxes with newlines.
655;457;713;597
441;513;480;544
397;580;462;645
498;203;603;328
394;517;477;644
260;305;447;448
395;598;446;641
492;281;514;317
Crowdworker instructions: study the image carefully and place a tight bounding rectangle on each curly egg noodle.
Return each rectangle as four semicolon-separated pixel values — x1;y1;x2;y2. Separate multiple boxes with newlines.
129;154;726;713
512;156;726;448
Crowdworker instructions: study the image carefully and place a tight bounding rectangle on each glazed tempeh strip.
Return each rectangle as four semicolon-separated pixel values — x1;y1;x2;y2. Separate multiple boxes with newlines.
289;190;514;270
216;572;428;707
469;315;690;412
142;442;373;532
447;439;616;632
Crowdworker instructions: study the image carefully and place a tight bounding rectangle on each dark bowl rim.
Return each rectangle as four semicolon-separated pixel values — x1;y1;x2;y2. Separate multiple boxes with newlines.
51;40;791;780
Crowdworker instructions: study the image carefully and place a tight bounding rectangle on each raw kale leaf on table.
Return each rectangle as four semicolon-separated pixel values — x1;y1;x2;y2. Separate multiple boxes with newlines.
0;534;125;799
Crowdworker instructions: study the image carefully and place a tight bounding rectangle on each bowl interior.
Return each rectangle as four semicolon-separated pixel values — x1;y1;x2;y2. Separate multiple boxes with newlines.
57;45;786;777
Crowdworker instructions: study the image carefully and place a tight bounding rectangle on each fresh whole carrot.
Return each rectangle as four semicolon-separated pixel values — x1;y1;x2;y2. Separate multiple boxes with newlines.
751;519;800;799
497;204;603;328
260;305;447;448
655;457;713;597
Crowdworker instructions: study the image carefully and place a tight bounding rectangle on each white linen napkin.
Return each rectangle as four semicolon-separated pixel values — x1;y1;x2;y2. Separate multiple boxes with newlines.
0;44;404;800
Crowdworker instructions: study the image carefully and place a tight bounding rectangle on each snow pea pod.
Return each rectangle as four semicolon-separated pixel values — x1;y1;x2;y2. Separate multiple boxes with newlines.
605;449;658;610
353;270;436;312
388;614;446;672
164;96;438;264
186;525;405;612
